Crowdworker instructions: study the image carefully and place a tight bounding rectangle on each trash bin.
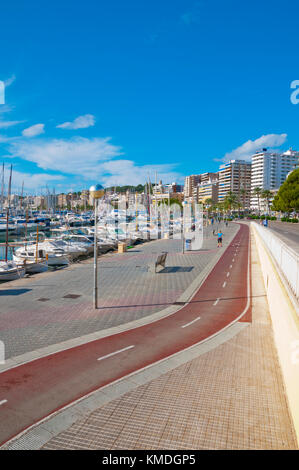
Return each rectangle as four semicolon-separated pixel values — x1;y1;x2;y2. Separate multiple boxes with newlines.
185;239;191;251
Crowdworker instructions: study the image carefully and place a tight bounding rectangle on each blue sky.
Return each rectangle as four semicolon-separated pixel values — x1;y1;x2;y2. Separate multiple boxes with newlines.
0;0;299;193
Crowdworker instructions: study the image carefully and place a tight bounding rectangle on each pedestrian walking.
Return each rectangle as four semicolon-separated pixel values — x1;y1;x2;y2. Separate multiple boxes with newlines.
217;231;223;247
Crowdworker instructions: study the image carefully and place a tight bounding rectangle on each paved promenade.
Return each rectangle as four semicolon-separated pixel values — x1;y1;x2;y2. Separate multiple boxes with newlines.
0;223;297;449
39;228;297;450
0;223;237;359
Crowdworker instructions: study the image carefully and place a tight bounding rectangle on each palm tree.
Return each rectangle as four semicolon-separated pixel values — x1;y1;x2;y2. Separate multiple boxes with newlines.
215;202;224;222
224;191;238;218
261;189;272;214
239;188;247;215
253;187;262;216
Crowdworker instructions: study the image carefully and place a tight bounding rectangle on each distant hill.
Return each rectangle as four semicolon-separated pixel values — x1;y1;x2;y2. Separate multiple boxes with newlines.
104;184;145;193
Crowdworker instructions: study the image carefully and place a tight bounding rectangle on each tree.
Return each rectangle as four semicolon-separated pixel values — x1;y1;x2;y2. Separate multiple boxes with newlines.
261;189;272;214
204;198;213;207
203;198;214;216
215;202;225;218
239;188;247;213
253;187;262;215
272;169;299;214
223;191;238;216
157;198;182;208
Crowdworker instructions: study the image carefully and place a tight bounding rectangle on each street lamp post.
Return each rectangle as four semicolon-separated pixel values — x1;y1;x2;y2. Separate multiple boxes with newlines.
90;184;104;309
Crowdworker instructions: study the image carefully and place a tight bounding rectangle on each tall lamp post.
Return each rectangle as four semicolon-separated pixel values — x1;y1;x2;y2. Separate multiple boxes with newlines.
90;184;104;309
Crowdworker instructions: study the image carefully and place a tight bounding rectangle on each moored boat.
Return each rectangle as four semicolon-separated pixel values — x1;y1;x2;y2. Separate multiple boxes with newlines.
0;261;25;281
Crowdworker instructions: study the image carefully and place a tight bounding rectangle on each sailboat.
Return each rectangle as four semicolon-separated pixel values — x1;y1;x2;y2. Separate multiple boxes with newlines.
0;260;25;281
13;223;48;274
0;164;25;281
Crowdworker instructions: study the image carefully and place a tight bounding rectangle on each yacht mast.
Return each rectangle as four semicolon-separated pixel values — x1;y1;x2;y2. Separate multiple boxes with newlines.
1;163;4;213
5;165;12;262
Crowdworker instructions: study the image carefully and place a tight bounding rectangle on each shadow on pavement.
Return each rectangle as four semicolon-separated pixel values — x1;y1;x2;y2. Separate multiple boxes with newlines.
0;288;32;296
159;266;194;273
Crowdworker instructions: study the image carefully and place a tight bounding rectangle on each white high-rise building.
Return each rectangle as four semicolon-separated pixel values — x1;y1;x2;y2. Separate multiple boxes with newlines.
250;148;299;209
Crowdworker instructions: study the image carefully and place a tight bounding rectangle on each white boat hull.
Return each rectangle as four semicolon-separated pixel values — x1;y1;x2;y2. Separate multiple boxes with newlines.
15;260;48;274
47;254;69;266
0;264;25;282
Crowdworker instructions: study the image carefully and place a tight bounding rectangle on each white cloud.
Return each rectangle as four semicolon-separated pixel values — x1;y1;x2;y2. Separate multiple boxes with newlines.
4;75;16;87
9;136;122;176
2;167;64;192
221;133;288;162
0;105;14;115
0;102;24;129
0;120;24;129
22;124;45;137
7;135;183;187
57;114;95;130
97;160;182;187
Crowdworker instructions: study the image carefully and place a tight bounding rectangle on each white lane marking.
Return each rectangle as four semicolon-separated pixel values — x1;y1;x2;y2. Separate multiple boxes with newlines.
213;298;220;306
222;281;226;288
230;265;232;269
227;272;230;277
181;316;201;328
0;400;7;406
97;345;135;361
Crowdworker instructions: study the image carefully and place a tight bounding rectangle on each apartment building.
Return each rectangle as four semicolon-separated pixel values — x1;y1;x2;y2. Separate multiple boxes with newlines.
192;173;219;204
197;180;218;204
57;193;71;208
218;160;251;208
153;180;184;203
184;174;201;199
185;172;218;202
250;148;299;209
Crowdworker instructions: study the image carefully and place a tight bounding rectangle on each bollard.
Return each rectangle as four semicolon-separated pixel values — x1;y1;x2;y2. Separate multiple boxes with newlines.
118;242;126;253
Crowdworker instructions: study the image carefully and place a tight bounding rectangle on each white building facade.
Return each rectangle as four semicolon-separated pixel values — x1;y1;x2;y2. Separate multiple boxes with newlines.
250;149;299;209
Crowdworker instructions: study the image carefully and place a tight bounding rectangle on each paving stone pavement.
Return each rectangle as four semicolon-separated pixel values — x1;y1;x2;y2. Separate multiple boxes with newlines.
40;230;298;450
0;223;238;359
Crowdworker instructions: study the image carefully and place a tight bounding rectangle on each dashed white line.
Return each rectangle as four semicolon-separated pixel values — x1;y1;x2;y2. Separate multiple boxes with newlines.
227;272;230;277
97;345;135;361
230;265;232;269
0;400;7;406
222;281;227;288
213;298;220;306
181;316;201;328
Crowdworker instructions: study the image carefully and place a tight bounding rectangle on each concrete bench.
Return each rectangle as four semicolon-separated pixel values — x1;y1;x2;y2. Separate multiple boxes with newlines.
149;252;168;273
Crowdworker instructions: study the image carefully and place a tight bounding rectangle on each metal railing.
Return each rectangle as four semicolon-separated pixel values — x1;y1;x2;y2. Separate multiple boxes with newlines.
253;222;299;302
